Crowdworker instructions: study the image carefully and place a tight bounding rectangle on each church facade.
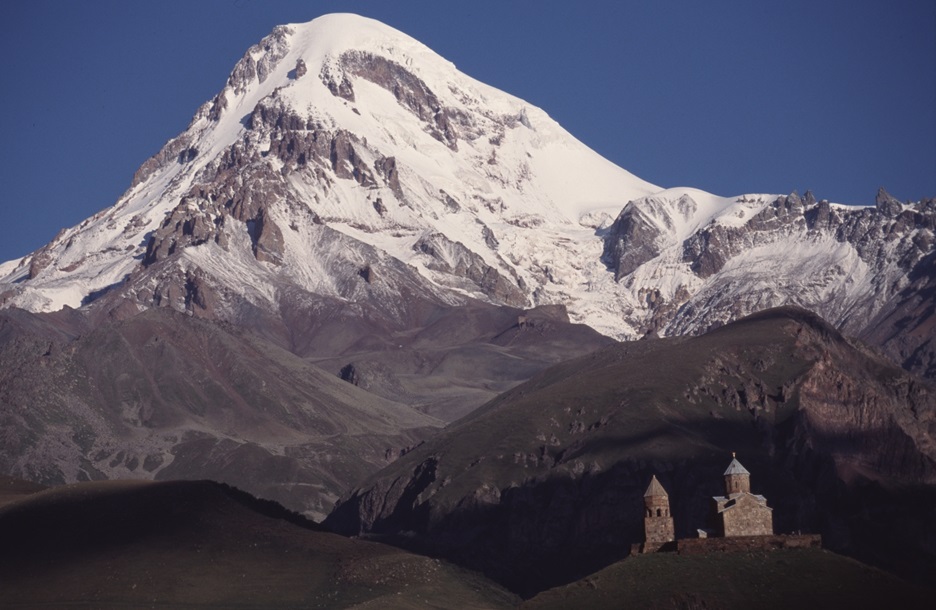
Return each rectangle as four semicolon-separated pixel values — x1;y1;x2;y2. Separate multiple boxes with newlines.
712;456;773;537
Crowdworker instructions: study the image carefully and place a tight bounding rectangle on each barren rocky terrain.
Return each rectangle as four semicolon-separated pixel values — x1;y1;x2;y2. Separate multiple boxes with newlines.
0;300;608;519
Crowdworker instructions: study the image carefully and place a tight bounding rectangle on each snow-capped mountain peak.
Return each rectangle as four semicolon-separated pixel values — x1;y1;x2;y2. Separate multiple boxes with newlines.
0;13;658;322
1;14;933;356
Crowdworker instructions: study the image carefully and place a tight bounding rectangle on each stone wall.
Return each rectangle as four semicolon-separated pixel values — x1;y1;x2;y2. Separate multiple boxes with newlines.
643;514;675;552
720;495;772;537
677;534;821;555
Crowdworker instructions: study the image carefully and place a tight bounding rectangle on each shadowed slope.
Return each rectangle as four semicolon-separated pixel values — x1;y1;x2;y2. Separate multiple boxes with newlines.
0;478;517;608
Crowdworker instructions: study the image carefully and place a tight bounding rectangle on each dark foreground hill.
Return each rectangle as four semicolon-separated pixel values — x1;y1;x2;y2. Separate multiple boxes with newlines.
523;548;932;610
325;306;936;596
0;477;517;608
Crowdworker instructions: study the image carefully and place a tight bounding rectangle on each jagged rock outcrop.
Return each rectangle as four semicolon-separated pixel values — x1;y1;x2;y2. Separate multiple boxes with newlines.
876;186;905;217
249;207;285;264
596;188;936;376
602;203;663;281
142;200;219;266
227;25;292;95
293;58;307;79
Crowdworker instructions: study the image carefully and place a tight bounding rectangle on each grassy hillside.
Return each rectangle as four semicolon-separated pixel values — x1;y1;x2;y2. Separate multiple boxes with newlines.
524;548;932;610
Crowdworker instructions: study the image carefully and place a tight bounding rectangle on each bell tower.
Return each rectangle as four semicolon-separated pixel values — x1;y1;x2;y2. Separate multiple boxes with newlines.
643;475;675;552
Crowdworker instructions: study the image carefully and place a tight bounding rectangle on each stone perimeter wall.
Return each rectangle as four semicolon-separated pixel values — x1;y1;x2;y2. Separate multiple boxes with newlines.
676;534;822;555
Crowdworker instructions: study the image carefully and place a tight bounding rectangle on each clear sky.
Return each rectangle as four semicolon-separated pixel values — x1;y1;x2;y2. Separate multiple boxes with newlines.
2;0;934;263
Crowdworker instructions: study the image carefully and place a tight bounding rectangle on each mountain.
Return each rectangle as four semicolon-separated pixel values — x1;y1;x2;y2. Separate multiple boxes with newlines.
0;298;612;519
0;15;629;515
0;14;933;603
0;13;657;330
0;477;517;608
0;14;931;381
324;307;936;596
0;306;441;519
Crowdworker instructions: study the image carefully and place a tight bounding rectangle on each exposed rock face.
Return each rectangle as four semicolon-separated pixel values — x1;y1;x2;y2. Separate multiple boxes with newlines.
140;159;294;270
413;232;526;307
597;189;936;379
677;192;815;279
876;186;904;217
373;156;403;201
337;51;461;150
26;242;56;280
131;133;197;188
142;200;218;266
602;202;663;281
249;208;285;264
293;58;307;79
227;25;292;95
148;267;220;317
860;249;936;380
320;62;355;101
325;308;936;595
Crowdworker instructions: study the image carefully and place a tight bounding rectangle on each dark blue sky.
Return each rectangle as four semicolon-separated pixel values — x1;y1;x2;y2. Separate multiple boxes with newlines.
2;0;934;263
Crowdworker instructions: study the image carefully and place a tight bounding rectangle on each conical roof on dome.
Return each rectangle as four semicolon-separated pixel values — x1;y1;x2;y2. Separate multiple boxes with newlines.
724;457;750;476
644;474;668;497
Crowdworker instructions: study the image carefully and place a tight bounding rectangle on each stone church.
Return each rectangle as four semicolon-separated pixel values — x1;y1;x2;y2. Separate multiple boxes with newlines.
711;455;773;537
641;455;774;550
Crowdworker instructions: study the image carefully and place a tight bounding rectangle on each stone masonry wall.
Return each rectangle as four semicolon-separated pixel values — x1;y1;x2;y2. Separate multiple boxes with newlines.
677;534;821;555
644;514;675;552
721;497;772;537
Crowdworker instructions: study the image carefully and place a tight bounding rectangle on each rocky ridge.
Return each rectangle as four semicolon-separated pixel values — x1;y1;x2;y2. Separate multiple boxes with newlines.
601;188;935;372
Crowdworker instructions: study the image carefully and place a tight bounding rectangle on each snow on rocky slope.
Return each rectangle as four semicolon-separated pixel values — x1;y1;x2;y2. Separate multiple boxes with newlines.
0;14;655;329
1;14;933;359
